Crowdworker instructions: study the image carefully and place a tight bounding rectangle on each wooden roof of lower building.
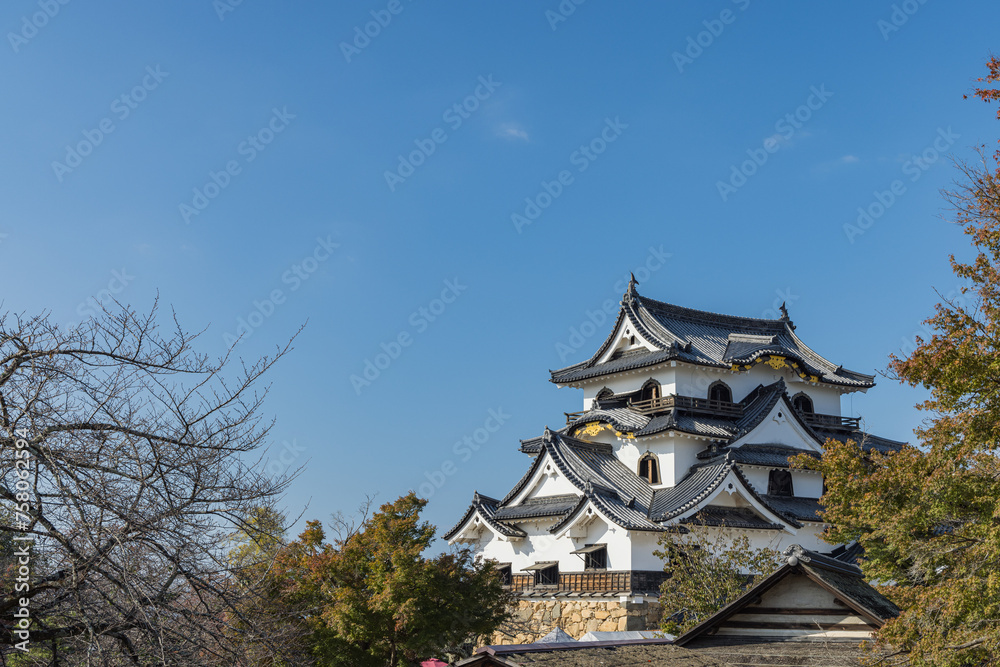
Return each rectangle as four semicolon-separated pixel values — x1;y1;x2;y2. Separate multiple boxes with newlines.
674;544;899;647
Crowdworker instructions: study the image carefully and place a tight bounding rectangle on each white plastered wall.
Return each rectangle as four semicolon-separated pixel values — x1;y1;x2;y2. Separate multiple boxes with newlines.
476;508;637;574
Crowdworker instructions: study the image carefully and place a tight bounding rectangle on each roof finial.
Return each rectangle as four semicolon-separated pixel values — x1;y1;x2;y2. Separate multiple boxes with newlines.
779;301;796;330
624;272;639;305
782;544;808;567
543;426;553;443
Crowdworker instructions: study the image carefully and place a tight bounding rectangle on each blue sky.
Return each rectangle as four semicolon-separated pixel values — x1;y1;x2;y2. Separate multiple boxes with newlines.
3;1;999;547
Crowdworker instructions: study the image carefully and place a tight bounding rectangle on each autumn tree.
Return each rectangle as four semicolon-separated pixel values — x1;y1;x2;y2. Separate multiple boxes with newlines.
799;58;1000;667
269;493;512;667
0;300;298;665
655;525;781;635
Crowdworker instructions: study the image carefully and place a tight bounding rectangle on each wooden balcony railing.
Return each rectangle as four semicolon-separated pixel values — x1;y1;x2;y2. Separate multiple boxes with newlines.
564;393;860;431
628;395;743;417
803;412;861;430
508;569;668;595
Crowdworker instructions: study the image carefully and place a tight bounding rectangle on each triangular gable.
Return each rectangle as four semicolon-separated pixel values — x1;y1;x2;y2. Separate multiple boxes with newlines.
730;392;825;453
444;495;527;544
675;545;897;645
669;465;799;535
507;449;582;506
594;311;658;365
548;495;606;539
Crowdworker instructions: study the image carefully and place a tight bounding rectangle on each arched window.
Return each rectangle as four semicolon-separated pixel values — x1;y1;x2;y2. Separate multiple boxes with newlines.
708;381;733;404
596;387;613;401
639;379;661;403
792;392;814;414
638;453;661;484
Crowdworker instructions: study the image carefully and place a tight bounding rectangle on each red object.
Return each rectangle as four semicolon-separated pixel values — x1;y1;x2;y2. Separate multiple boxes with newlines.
421;660;448;667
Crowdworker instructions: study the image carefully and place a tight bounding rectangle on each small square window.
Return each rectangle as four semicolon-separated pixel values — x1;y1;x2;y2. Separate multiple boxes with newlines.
534;564;558;586
585;546;607;570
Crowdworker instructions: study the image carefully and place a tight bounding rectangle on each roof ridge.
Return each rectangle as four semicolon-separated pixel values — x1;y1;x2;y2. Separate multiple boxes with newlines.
636;293;788;331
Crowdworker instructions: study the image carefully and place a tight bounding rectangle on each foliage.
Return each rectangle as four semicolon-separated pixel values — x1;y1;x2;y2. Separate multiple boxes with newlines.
269;493;513;667
0;300;297;665
795;58;1000;667
221;507;314;667
226;506;289;576
655;526;780;635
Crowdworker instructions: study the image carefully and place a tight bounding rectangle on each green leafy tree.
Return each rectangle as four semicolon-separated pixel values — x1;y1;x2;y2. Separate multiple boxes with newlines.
226;506;288;575
655;525;781;635
797;58;1000;667
269;493;512;667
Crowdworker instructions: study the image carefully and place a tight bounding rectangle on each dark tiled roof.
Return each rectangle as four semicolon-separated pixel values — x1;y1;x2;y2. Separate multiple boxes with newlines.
518;436;543;454
761;495;824;522
813;427;907;453
493;494;580;521
442;492;526;541
800;555;900;621
567;407;651;433
649;459;732;522
699;443;820;467
681;506;784;530
827;541;865;566
675;544;899;646
551;348;677;384
550;287;875;389
636;411;736;438
649;455;803;528
545;433;663;531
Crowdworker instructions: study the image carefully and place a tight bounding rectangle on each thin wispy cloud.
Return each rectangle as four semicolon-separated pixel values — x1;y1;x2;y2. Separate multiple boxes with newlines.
496;123;529;142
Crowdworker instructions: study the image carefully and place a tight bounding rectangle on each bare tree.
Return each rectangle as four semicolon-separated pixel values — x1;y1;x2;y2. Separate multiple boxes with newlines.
0;299;304;665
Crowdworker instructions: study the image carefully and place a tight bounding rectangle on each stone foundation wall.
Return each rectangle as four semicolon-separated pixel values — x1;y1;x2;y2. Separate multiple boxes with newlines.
490;598;663;645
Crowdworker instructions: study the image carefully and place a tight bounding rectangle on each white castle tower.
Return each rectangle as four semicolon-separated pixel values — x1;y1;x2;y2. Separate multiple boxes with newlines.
445;279;901;641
